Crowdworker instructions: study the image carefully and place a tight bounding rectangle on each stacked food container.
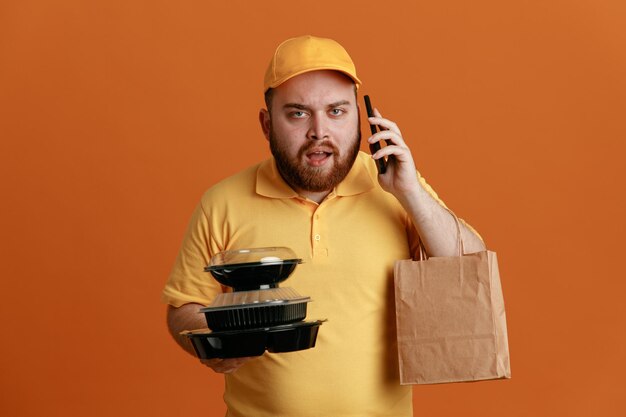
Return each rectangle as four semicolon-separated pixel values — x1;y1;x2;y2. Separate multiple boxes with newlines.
183;247;324;359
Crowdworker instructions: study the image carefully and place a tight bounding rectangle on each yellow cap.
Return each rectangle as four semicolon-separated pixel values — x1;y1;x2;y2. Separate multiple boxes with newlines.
263;35;362;92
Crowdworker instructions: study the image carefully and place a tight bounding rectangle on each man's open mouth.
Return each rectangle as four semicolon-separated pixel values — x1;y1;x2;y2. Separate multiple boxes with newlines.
306;150;333;166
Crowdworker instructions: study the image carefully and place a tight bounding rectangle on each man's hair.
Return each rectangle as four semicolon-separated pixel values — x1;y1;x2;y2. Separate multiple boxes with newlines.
264;88;276;112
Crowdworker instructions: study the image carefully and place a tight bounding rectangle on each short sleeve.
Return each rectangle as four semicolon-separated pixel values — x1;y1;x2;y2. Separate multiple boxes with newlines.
161;202;223;307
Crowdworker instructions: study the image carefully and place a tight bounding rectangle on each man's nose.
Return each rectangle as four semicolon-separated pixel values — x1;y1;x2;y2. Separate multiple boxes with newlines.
306;113;329;141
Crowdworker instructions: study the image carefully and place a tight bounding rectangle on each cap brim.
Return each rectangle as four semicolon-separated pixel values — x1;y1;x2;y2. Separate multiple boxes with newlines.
265;66;362;91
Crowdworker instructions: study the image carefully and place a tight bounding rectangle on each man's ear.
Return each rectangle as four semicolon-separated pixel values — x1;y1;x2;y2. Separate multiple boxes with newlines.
259;109;271;141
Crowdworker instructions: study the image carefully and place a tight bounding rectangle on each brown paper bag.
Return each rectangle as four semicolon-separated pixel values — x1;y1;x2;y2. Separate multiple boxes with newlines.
394;215;511;385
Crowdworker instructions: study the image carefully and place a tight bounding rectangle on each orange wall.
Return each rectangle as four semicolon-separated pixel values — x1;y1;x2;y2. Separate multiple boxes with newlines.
1;1;625;416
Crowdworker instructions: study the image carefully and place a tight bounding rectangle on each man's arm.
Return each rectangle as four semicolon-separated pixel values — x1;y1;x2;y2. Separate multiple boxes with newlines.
393;180;486;256
367;109;486;257
166;303;207;356
166;304;254;373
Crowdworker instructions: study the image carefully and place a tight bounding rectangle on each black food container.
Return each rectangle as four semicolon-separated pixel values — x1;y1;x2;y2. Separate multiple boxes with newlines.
187;247;325;359
200;298;310;331
267;321;322;353
184;328;268;359
184;320;324;359
204;247;303;291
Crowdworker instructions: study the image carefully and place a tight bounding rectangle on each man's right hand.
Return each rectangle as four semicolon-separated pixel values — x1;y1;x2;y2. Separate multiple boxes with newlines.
201;356;256;373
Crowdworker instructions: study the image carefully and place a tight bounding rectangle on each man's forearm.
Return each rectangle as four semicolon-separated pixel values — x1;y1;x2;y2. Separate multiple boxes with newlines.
398;183;486;257
166;303;207;357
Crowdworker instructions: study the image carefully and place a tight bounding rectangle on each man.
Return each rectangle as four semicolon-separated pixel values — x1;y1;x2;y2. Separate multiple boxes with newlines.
163;35;485;416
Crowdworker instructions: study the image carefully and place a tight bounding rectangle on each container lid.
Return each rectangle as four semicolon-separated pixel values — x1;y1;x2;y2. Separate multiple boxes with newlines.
203;287;309;309
199;297;311;312
206;247;301;268
204;247;303;291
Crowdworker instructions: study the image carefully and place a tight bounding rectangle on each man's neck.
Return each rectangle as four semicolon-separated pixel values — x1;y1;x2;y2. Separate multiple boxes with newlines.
274;164;334;204
296;189;332;204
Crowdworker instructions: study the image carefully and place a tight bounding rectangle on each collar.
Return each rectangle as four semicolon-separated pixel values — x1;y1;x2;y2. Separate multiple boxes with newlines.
256;151;375;199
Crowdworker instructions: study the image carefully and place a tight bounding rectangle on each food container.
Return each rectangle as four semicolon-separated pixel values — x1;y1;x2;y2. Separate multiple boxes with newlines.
183;320;325;359
204;247;302;291
183;328;268;359
200;298;310;331
190;247;324;359
266;320;323;353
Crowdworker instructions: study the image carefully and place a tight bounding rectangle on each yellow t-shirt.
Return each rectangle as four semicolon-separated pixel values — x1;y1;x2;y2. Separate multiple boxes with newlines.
163;152;451;417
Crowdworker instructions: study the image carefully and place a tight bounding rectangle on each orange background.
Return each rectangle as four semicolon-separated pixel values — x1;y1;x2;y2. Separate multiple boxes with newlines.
1;1;625;416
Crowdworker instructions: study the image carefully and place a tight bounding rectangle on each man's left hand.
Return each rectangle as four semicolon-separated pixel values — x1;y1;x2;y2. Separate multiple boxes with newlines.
367;109;420;202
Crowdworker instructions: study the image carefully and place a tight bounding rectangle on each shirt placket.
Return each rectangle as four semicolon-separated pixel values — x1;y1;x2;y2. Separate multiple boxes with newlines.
311;193;335;258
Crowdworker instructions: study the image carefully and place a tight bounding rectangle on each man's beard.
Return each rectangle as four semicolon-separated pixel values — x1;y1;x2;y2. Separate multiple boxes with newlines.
269;127;361;193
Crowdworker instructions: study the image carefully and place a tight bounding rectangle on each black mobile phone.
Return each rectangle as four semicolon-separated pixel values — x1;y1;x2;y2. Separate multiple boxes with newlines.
363;95;387;174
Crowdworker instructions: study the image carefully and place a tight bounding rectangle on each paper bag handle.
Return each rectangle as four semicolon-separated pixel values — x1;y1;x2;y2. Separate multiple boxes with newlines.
417;207;465;260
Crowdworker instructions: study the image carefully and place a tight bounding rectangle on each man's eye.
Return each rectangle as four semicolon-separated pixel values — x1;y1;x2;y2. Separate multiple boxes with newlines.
330;108;345;116
291;111;306;118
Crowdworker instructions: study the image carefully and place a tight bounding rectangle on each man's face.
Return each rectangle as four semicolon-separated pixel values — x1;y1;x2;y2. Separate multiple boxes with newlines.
263;70;361;194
